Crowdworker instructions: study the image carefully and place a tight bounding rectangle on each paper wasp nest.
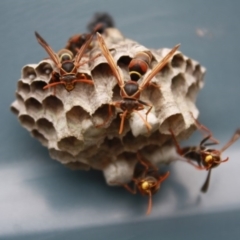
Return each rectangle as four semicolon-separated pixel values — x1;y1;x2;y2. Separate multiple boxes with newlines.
11;31;205;185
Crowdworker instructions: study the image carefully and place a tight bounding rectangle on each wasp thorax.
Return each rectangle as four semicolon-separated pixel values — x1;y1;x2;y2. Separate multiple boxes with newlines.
123;83;139;96
62;61;75;73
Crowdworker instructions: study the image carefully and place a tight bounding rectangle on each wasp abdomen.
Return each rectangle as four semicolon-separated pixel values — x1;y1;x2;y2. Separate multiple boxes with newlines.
128;52;152;81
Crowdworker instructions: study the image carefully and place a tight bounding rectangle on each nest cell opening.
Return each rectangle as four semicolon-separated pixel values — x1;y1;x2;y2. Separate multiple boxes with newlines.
171;73;186;95
193;64;202;80
57;136;84;156
35;62;53;79
186;83;199;102
25;97;43;117
22;66;37;81
91;104;115;128
117;56;131;70
66;106;93;134
30;81;47;94
17;81;30;96
42;96;64;117
31;129;48;146
186;59;193;74
171;53;185;68
16;93;24;104
159;63;171;77
101;136;124;155
66;106;90;125
160;113;185;135
19;114;35;131
10;105;19;115
36;118;56;138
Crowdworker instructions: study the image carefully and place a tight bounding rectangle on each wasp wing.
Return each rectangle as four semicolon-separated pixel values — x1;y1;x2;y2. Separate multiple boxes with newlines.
97;33;124;88
35;31;61;67
139;44;180;91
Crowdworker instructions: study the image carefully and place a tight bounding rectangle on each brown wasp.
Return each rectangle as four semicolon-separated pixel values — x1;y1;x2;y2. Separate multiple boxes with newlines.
128;51;153;81
65;23;105;56
65;33;92;56
170;128;240;192
35;32;99;92
114;152;169;215
97;32;180;134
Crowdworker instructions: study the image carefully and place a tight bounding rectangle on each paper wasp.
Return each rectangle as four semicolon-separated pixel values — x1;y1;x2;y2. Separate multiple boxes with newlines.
97;32;180;134
114;152;169;215
35;32;99;92
170;128;240;192
65;12;114;56
128;51;153;81
65;23;104;56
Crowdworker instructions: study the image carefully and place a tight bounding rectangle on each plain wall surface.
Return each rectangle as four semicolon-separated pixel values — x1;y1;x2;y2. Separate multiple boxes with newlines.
0;0;240;239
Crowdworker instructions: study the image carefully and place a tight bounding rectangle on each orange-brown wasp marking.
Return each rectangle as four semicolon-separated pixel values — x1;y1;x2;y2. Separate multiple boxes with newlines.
97;33;180;134
170;128;240;193
35;32;99;92
128;51;152;81
116;153;169;215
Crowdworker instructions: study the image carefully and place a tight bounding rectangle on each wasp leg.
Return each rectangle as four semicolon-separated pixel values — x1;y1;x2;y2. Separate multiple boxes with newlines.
169;128;183;155
72;78;94;85
133;110;152;133
138;99;152;121
200;135;218;148
119;110;128;134
189;112;219;144
136;152;158;174
43;81;66;89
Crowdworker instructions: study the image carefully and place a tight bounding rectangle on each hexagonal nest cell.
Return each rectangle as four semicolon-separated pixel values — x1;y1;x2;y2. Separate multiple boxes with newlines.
11;29;206;184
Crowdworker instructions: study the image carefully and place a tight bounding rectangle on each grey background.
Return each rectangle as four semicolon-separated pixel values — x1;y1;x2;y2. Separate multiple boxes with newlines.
1;0;240;239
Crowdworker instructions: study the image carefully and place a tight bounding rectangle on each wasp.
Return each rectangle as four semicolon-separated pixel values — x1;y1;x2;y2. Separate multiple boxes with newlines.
65;23;104;56
65;33;91;56
97;33;180;134
65;11;114;56
35;32;99;92
114;152;169;215
170;128;240;192
128;51;153;81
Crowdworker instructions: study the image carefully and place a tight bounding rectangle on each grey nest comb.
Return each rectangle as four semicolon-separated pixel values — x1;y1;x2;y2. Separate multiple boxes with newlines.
11;29;206;185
